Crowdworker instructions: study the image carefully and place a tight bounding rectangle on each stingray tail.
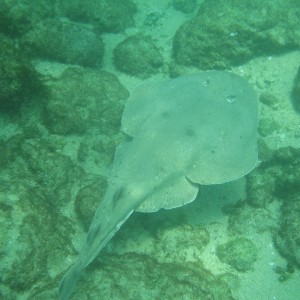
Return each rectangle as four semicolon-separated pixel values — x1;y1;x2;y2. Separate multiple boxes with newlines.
58;260;83;300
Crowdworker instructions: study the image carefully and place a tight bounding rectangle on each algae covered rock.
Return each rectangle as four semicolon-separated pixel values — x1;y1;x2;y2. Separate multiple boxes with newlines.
2;206;74;293
292;66;300;112
0;137;82;296
245;147;300;208
238;146;300;271
0;0;55;36
44;67;129;135
274;195;300;268
259;92;279;110
155;224;210;263
271;147;300;195
0;139;9;167
114;35;164;78
21;19;104;67
216;237;258;272
114;35;163;78
271;148;300;268
0;2;14;36
59;0;136;33
258;118;278;137
246;168;276;208
173;0;300;69
19;138;85;205
0;35;42;110
66;253;234;300
75;177;107;229
172;0;197;13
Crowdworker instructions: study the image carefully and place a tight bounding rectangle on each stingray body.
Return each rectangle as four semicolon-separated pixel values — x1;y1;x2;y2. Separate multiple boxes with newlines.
58;71;258;299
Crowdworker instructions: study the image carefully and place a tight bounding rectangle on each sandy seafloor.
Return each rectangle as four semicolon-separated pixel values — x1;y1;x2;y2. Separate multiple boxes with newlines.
2;0;300;299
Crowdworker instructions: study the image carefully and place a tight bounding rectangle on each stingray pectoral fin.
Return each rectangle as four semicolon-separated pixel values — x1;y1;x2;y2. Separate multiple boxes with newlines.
136;175;198;213
58;260;83;300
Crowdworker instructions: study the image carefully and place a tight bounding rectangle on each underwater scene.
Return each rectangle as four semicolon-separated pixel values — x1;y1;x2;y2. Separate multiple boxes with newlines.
1;0;300;299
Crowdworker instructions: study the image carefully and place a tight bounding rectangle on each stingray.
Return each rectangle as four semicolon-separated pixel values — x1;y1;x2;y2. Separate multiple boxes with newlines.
58;71;258;299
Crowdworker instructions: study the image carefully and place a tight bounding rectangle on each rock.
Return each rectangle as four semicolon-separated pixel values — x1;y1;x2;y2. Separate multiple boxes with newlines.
173;0;300;69
292;66;300;112
258;118;277;137
155;224;210;263
21;19;104;67
55;253;234;299
0;139;9;167
75;177;107;229
259;92;279;109
272;148;300;268
240;145;300;270
225;201;277;236
44;67;129;135
172;0;197;13
59;0;136;33
0;2;13;35
0;35;42;110
245;147;300;208
272;147;300;197
2;206;74;293
19;138;85;205
0;137;82;294
257;138;274;162
274;195;300;268
114;35;164;78
246;169;276;208
0;0;55;36
216;238;258;272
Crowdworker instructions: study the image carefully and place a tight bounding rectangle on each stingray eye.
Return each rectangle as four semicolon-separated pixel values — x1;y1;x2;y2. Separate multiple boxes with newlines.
226;94;237;103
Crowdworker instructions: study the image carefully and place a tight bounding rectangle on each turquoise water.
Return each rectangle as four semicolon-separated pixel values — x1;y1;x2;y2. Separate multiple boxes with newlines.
0;1;300;299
